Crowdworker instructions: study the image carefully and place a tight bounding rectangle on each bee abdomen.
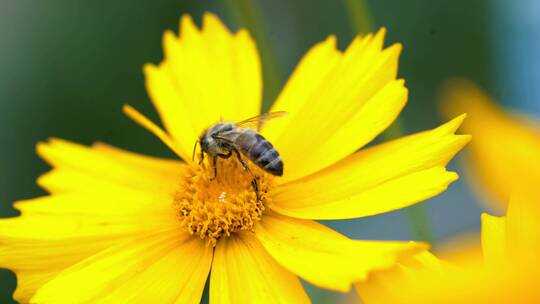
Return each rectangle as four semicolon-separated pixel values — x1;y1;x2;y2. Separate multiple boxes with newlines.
260;152;283;176
237;133;283;176
255;149;283;176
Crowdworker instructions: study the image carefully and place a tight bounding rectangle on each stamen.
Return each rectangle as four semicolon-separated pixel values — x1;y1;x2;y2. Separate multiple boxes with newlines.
174;156;271;246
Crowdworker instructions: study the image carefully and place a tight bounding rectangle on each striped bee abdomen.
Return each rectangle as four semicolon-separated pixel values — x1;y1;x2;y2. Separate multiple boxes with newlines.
236;132;283;176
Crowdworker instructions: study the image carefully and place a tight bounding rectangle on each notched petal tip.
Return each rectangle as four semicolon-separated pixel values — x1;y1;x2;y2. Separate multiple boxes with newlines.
435;113;468;136
453;112;468;125
142;62;156;75
448;171;460;182
202;11;220;21
35;141;47;158
370;27;387;50
388;42;403;57
162;29;178;50
179;14;198;33
316;35;337;50
35;138;71;167
202;11;230;33
446;114;470;139
395;78;407;86
459;133;473;145
373;27;387;42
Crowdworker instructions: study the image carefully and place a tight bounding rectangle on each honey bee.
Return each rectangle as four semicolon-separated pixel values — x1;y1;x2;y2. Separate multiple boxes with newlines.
194;111;287;198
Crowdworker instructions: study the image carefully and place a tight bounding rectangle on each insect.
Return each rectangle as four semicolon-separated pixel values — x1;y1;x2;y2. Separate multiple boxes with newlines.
194;111;287;199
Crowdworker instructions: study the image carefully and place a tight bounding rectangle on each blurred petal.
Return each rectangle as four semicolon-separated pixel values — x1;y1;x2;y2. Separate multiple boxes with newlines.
371;263;540;304
481;213;507;266
433;231;482;267
146;13;262;159
31;232;212;303
440;79;540;210
255;213;425;292
210;232;309;304
269;116;469;219
506;189;540;261
356;250;444;304
263;29;407;182
363;192;540;303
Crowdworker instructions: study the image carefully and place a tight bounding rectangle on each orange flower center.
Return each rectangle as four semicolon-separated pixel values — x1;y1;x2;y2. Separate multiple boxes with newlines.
174;156;272;246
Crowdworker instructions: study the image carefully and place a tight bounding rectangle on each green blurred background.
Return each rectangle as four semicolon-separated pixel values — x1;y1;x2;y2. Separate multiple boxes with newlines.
0;0;514;302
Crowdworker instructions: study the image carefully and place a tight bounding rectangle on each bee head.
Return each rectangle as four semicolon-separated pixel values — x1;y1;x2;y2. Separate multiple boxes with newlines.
199;133;210;153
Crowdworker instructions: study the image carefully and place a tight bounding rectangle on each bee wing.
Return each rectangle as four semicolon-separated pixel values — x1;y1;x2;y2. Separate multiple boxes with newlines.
235;111;288;130
214;129;243;144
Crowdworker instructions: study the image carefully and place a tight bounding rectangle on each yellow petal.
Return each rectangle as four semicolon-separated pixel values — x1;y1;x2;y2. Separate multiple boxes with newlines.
31;231;212;304
0;237;119;303
146;13;262;158
269;116;469;219
37;138;184;194
433;231;482;267
0;193;177;240
440;79;540;210
262;29;407;182
481;213;507;267
123;105;190;160
255;213;425;292
1;139;186;301
4;140;182;239
25;139;181;238
210;232;309;304
506;189;540;261
91;142;183;173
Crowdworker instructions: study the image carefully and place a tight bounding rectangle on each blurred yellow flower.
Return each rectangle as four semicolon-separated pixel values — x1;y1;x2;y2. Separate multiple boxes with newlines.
0;13;469;303
440;79;540;211
357;188;540;304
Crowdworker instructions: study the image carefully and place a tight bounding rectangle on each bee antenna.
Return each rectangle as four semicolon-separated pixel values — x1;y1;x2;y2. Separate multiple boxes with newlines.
192;140;199;161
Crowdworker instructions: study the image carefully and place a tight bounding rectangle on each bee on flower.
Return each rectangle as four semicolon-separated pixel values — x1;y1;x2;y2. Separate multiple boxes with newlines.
0;13;469;303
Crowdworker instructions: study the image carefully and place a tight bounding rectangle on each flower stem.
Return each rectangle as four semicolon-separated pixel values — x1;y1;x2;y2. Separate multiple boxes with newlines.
224;0;282;111
406;204;435;243
343;0;374;34
343;0;435;243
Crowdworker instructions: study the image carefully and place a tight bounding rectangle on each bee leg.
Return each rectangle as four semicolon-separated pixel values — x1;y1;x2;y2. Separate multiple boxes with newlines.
199;149;204;165
233;149;253;175
251;179;260;201
233;148;260;200
210;151;233;181
210;154;218;180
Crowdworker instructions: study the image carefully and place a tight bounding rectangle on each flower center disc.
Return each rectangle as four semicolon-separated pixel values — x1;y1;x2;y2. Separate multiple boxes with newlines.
174;157;271;246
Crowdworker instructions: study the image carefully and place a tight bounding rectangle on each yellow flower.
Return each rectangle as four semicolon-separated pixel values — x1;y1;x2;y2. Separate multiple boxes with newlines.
0;13;469;303
357;188;540;304
440;79;540;211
